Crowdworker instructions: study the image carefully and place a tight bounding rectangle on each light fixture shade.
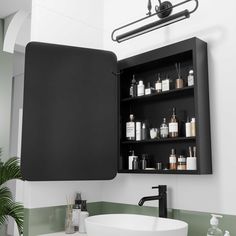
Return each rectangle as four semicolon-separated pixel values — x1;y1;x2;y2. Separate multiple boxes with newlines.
116;10;190;43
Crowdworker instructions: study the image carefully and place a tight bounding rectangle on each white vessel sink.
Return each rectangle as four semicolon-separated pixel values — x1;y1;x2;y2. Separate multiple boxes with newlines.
85;214;188;236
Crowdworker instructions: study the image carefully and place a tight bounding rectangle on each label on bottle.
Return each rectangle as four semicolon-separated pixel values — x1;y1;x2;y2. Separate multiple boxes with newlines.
126;122;135;138
137;85;144;96
188;75;194;86
155;82;162;91
169;155;177;163
72;208;80;226
160;127;168;137
162;79;170;91
145;88;151;95
169;122;178;132
136;122;141;141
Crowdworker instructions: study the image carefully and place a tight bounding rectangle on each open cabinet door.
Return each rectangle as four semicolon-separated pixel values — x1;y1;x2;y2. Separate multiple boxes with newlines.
21;42;118;181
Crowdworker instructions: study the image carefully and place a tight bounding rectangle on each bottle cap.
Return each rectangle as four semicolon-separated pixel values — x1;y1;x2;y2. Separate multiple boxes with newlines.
139;80;144;85
210;214;223;226
132;74;136;82
130;114;134;120
142;123;146;128
171;149;176;155
191;118;195;122
189;70;194;74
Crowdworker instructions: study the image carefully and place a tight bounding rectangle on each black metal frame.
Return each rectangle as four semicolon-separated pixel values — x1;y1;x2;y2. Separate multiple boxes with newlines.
111;0;199;43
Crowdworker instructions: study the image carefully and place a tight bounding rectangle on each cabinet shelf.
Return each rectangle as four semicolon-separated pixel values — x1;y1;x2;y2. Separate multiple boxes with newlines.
122;137;195;145
121;86;194;103
118;169;199;175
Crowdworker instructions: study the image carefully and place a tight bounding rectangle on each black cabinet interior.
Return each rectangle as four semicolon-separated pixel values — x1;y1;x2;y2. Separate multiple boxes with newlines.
21;43;118;181
118;38;212;174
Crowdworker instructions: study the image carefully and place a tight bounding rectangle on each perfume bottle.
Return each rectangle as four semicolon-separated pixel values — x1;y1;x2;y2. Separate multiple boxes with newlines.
162;74;170;92
187;70;194;86
155;74;162;93
126;114;135;140
137;80;145;96
129;74;137;97
169;148;177;170
160;118;169;138
168;107;179;138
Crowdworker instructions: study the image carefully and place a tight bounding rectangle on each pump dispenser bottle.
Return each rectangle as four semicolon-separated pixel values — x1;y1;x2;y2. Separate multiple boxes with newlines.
207;214;223;236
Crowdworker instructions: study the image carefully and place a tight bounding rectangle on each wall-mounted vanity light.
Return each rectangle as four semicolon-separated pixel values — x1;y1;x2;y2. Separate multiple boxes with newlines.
111;0;199;43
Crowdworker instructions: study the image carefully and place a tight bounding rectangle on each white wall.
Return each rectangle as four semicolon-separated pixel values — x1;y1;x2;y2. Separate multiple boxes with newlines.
31;0;104;49
13;0;236;217
101;0;236;215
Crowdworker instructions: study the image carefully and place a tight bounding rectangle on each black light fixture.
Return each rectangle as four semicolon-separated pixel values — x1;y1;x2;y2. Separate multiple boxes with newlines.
111;0;199;43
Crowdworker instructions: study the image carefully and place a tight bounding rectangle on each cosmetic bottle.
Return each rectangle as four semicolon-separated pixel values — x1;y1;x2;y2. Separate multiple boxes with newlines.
141;123;147;140
141;154;147;170
191;118;196;137
162;75;170;92
72;192;82;231
188;70;194;86
145;82;152;95
79;200;89;234
169;107;179;138
177;155;186;170
132;156;139;170
126;114;135;140
155;74;162;93
136;122;141;141
160;118;169;138
129;74;137;97
169;149;177;170
185;117;191;137
207;214;223;236
175;62;184;89
137;80;145;96
128;150;137;170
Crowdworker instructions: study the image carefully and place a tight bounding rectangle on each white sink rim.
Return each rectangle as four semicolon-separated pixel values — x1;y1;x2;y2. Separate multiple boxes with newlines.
85;214;188;232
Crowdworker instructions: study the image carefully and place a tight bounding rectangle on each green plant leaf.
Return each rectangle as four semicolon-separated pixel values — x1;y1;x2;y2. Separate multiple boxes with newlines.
0;157;22;185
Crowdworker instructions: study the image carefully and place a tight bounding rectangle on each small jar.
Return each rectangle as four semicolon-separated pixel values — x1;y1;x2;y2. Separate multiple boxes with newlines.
177;155;186;170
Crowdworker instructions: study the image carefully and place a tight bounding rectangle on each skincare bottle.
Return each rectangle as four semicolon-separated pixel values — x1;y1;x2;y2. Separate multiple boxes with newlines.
169;149;177;170
129;74;137;97
190;118;196;137
207;214;223;236
160;118;169;138
128;150;137;170
169;107;179;138
72;192;82;231
126;114;135;140
162;75;170;92
136;122;141;141
145;82;152;95
188;70;194;86
155;74;162;93
185;117;191;137
141;154;147;170
132;156;139;170
79;200;89;234
141;123;147;140
137;80;145;96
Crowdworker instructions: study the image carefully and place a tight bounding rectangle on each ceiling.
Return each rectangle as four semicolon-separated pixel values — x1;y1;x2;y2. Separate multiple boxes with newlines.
0;0;31;18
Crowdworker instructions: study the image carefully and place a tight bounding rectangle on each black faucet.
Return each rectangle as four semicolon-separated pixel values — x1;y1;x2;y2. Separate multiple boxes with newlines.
138;185;167;218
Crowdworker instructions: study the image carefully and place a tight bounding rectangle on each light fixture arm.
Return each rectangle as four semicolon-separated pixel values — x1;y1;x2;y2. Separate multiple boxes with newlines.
111;0;199;42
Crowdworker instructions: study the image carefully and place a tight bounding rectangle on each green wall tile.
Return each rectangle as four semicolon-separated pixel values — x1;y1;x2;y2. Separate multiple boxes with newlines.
24;202;236;236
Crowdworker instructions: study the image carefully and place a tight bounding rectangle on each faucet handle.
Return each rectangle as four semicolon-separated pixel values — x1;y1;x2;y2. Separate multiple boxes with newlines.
152;185;167;192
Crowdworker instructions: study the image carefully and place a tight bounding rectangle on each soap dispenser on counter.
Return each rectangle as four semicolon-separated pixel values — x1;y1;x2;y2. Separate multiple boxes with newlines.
207;214;223;236
79;200;89;234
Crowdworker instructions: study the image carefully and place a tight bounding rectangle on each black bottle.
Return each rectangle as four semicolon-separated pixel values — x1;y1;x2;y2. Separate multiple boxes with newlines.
130;75;137;97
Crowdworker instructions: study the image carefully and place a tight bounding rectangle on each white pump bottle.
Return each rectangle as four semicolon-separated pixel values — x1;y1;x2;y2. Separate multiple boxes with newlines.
207;214;223;236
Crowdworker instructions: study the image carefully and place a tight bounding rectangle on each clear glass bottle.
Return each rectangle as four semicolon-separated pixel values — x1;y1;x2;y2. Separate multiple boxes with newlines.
187;70;194;86
169;148;177;170
160;118;169;138
126;114;135;140
155;74;162;93
168;107;179;138
132;156;139;170
129;74;137;97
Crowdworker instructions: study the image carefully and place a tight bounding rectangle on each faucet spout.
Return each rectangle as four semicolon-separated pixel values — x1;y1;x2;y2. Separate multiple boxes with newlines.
138;185;167;218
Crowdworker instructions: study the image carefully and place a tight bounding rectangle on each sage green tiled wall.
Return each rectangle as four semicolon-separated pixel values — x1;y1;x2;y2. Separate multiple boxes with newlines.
24;202;236;236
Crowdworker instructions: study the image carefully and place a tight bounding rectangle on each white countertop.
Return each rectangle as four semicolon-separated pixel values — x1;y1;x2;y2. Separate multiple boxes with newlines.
39;232;87;236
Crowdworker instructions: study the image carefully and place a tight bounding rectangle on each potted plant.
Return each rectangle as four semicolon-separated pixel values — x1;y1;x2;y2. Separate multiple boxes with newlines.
0;154;24;235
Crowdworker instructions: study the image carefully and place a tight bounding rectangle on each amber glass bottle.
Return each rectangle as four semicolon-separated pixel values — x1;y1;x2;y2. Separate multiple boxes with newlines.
168;107;179;138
